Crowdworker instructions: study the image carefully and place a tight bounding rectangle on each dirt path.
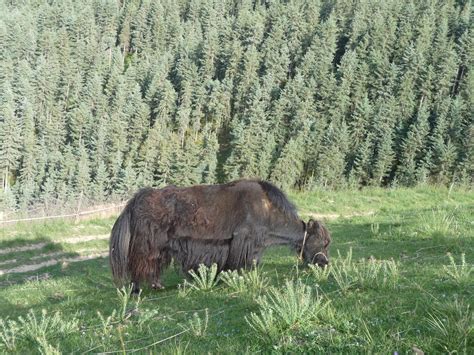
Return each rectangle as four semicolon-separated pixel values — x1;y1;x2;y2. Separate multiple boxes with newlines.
0;234;109;256
0;252;108;276
0;234;110;276
304;211;375;220
0;243;48;255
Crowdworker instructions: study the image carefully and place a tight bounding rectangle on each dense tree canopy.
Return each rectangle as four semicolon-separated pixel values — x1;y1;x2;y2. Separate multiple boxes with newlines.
0;0;472;209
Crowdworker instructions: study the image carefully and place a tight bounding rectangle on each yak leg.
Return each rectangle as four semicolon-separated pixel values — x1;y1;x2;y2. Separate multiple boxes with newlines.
130;272;141;295
147;251;171;291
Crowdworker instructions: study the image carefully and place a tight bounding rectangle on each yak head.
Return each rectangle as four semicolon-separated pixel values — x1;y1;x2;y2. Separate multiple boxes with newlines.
301;219;331;268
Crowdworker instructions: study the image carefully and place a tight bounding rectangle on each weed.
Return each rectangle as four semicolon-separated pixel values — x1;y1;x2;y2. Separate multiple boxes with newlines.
16;309;78;350
370;222;380;237
36;336;61;355
185;309;209;337
443;253;473;285
0;318;19;351
97;310;117;337
220;262;268;296
329;249;400;292
329;250;356;292
426;299;473;353
246;280;329;344
419;208;460;239
307;263;330;283
116;285;136;322
187;264;219;291
178;281;193;298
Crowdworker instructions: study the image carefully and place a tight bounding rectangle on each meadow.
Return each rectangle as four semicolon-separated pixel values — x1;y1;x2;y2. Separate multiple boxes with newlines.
0;186;472;353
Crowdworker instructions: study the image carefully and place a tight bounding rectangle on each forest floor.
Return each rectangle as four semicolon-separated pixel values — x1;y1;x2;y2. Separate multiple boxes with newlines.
0;186;472;353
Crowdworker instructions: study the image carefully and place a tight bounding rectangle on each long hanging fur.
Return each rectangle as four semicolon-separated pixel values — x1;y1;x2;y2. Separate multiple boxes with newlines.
109;188;155;286
109;201;132;286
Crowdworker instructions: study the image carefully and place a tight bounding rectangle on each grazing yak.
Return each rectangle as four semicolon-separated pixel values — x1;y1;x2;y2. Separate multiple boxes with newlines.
109;179;331;294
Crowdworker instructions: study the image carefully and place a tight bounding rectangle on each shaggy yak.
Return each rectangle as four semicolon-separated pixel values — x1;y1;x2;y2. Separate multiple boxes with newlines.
109;179;331;294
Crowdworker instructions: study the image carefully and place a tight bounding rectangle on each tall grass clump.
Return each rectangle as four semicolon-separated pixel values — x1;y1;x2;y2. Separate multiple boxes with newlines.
17;309;79;345
246;280;330;345
426;299;473;353
419;208;460;239
0;318;19;351
187;264;220;291
307;263;331;283
0;309;80;352
442;253;473;286
220;262;268;296
184;309;209;337
328;249;400;292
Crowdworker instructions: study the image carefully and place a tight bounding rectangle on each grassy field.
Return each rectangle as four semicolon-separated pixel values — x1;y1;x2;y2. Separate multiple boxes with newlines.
0;186;473;353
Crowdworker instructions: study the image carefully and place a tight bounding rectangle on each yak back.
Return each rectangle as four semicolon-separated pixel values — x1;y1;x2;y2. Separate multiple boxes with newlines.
135;179;298;242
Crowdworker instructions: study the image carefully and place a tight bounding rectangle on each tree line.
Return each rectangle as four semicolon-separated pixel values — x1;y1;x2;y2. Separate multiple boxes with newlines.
0;0;472;210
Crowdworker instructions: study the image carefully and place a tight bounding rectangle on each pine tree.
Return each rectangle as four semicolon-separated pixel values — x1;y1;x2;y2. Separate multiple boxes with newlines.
0;81;22;192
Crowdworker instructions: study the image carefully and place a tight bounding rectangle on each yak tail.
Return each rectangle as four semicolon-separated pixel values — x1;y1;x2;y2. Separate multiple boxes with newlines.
109;202;133;286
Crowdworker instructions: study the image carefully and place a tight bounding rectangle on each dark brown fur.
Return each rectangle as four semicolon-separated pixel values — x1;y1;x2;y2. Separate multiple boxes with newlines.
109;180;331;293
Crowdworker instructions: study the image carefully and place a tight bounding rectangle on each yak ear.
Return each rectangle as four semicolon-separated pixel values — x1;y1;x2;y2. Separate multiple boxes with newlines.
307;219;323;231
307;219;316;229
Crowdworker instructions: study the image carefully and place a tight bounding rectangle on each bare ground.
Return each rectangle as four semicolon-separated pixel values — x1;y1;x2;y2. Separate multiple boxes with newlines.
0;252;108;275
0;234;110;276
304;211;375;220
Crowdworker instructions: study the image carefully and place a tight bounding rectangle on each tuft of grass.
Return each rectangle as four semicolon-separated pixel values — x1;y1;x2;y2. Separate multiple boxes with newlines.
220;262;268;296
12;309;79;352
116;285;140;322
0;318;19;351
185;309;209;337
419;208;460;239
96;310;117;338
426;299;473;353
307;264;331;283
246;280;330;345
187;264;220;291
329;249;400;292
442;253;473;286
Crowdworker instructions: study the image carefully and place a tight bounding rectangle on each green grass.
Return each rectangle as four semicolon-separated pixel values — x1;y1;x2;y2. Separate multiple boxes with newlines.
0;186;473;353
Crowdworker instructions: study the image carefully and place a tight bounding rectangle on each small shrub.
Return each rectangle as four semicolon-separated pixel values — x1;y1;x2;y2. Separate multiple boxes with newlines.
187;264;219;291
443;253;472;285
426;299;473;353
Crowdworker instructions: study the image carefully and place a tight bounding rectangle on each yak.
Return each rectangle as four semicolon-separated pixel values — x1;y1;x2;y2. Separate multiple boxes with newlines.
109;179;331;294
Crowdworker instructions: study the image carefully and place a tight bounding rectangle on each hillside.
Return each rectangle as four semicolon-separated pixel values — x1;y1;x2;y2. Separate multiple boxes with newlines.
0;0;472;211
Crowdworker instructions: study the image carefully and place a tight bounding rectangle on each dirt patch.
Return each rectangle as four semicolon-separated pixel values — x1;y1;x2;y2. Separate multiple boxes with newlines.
304;211;375;220
0;243;48;255
0;234;109;257
0;258;17;266
0;252;108;276
62;234;109;244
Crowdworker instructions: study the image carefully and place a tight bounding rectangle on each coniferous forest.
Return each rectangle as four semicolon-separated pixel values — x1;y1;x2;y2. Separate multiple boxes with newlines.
0;0;472;211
